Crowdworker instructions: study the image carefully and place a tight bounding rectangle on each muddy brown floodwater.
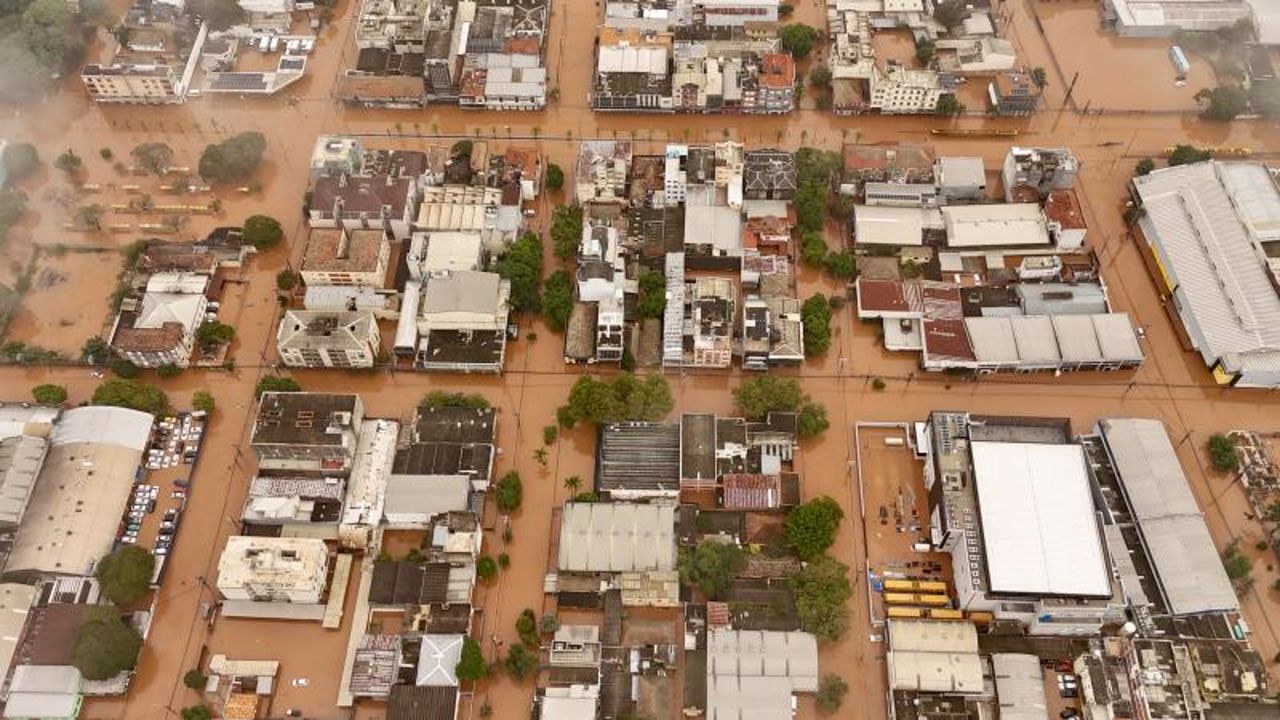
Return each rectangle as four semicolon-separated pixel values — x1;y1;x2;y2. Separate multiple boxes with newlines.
0;0;1277;717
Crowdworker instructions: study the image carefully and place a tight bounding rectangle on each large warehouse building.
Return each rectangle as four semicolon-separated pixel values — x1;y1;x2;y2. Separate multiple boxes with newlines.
1131;161;1280;387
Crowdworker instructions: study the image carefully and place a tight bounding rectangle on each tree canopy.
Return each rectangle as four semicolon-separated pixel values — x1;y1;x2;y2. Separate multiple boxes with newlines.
242;214;283;250
73;606;142;680
196;321;235;352
637;269;666;319
542;270;573;333
504;643;538;680
131;142;174;175
498;231;544;313
495;471;523;513
1208;434;1238;473
785;496;844;560
31;383;67;405
180;706;211;720
933;0;966;29
22;0;83;71
679;540;745;599
545;163;564;190
455;637;487;681
2;143;38;185
1168;144;1211;166
200;0;245;30
780;23;819;58
802;295;832;357
816;674;849;714
419;391;490;409
550;204;584;260
95;545;155;605
1195;85;1249;122
789;555;852;641
935;94;965;116
192;391;215;414
1221;541;1253;595
557;373;673;427
92;379;168;414
1134;158;1156;176
255;375;301;398
199;132;266;183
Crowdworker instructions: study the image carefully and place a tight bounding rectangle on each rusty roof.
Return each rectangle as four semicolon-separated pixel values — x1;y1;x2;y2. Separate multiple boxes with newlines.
1044;188;1086;230
335;74;424;100
722;474;783;510
758;53;795;89
302;228;387;274
923;318;975;362
222;694;259;720
311;175;412;218
112;323;185;352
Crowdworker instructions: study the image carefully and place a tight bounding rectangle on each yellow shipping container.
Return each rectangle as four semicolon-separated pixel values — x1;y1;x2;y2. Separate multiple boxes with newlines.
883;580;916;592
888;607;923;619
883;593;916;606
918;594;950;607
918;581;947;593
929;609;964;620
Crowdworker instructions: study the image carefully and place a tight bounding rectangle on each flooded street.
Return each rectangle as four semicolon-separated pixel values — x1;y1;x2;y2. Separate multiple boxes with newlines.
0;0;1275;716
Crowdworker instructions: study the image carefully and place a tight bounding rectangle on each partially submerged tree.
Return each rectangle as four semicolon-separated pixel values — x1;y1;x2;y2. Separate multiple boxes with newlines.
679;540;746;599
789;556;852;641
73;606;142;680
95;545;155;605
785;497;845;560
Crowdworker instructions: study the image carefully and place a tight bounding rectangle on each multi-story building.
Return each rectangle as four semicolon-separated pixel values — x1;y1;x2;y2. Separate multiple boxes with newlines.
1001;146;1079;201
755;52;795;113
309;174;420;241
988;70;1041;116
575;140;633;204
276;310;381;369
693;0;779;26
300;228;391;288
868;62;942;114
81;63;186;104
109;272;209;368
250;393;365;475
216;536;329;604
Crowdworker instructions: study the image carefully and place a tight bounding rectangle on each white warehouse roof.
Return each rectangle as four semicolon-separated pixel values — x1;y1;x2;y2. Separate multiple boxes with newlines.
943;203;1049;248
558;502;675;573
854;205;925;246
1097;418;1239;615
971;441;1111;597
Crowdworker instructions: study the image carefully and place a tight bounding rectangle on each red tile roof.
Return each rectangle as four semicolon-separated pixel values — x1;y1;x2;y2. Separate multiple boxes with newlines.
1044;189;1086;230
707;601;731;629
923;318;974;362
722;473;782;510
758;53;795;89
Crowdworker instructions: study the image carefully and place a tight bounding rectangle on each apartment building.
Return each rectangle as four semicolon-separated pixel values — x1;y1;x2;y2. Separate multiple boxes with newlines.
276;310;381;369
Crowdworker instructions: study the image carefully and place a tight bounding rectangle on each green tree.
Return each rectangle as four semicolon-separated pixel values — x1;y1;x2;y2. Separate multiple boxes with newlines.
1168;144;1211;166
1030;67;1048;89
54;149;82;174
734;376;803;417
1221;541;1253;595
156;363;182;379
543;425;558;445
476;555;498;581
130;142;174;175
790;555;852;641
109;358;139;378
196;321;235;352
192;390;215;414
242;214;283;250
800;231;829;267
499;231;544;313
794;179;827;234
450;140;473;160
802;294;832;357
419;391;490;409
455;637;487;681
180;706;211;720
933;0;966;29
914;39;936;65
2;143;39;185
542;270;573;332
276;269;300;290
563;475;582;493
1265;500;1280;525
254;375;301;398
73;606;142;680
92;378;168;414
516;609;539;647
557;374;673;427
935;94;965;116
545;163;564;190
22;0;83;71
198;132;266;183
785;497;844;560
823;251;856;280
1134;158;1156;176
550;204;584;261
816;674;849;714
183;669;208;690
495;471;523;513
679;540;746;599
780;23;819;59
31;383;67;405
201;0;245;30
1208;434;1238;472
539;614;559;635
96;546;155;605
809;65;832;86
1195;85;1249;121
637;270;666;318
504;644;538;681
797;402;830;439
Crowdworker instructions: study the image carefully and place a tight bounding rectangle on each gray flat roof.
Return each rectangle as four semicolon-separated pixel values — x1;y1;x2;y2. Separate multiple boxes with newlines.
1098;418;1239;615
558;503;675;573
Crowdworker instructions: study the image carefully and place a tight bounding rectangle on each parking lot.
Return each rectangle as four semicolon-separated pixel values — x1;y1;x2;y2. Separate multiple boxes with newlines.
121;412;206;584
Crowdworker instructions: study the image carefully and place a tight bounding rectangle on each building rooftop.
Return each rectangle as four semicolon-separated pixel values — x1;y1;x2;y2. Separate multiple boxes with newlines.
936;156;986;189
706;630;818;720
277;310;378;353
369;561;452;605
942;203;1050;248
311;174;413;218
251;393;360;447
1097;418;1239;615
422;271;504;316
558;502;676;573
971;441;1111;597
216;536;329;595
416;634;463;687
855;205;926;246
383;474;471;525
387;684;457;720
887;620;983;694
597;422;681;495
303;228;388;274
1045;189;1086;230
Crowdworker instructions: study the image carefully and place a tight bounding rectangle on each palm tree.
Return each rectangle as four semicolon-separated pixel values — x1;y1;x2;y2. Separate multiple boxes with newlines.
563;476;582;493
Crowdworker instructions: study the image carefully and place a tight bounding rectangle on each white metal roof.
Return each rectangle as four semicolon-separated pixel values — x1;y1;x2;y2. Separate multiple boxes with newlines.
415;635;463;687
597;45;668;74
1133;162;1280;371
706;630;818;720
942;203;1049;248
991;654;1048;720
557;502;675;572
1097;418;1239;615
854;205;925;246
971;441;1111;597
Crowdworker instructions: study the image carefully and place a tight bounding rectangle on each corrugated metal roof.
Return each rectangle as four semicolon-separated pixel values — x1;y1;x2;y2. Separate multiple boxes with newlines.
1098;418;1239;615
558;502;675;572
